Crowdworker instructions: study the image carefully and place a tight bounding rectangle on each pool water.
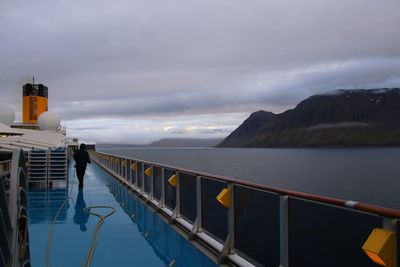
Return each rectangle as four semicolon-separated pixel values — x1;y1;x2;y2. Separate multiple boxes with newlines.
28;163;217;267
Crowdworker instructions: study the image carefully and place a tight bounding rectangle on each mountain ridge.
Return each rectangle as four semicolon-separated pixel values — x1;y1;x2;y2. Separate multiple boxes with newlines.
218;88;400;147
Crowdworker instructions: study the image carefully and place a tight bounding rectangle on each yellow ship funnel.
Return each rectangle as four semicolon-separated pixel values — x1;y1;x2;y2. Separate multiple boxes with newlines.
22;83;48;124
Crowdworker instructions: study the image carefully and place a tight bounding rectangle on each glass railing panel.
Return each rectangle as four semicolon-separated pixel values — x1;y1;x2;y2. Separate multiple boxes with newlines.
179;173;197;223
144;164;152;194
164;169;176;210
234;185;280;266
153;167;162;201
288;197;382;267
201;177;228;242
137;163;143;189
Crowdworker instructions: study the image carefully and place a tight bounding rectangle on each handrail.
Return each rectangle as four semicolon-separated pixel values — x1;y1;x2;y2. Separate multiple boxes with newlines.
95;151;400;219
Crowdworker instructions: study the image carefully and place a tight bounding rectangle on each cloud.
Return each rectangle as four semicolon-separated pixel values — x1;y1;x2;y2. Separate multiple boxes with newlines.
65;113;243;144
0;0;399;143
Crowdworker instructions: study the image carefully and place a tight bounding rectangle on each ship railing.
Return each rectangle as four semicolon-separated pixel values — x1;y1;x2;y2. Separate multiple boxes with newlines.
90;151;399;267
0;149;30;267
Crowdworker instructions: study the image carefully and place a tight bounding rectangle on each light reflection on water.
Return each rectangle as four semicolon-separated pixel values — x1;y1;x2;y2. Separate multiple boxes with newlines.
28;164;217;267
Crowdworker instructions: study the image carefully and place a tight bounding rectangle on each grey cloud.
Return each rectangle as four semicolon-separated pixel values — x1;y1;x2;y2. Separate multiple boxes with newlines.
1;0;400;142
50;57;400;121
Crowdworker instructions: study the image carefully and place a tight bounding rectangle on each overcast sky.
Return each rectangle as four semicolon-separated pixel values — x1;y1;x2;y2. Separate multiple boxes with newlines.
1;0;399;144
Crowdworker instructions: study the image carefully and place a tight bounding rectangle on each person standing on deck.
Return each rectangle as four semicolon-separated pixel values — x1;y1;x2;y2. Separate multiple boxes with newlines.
73;143;91;188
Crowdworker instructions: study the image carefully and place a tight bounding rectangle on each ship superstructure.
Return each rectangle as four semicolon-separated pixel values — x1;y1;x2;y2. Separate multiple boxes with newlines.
0;81;78;153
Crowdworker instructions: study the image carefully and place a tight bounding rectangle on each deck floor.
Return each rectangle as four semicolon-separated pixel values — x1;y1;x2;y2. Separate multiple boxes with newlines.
28;162;217;267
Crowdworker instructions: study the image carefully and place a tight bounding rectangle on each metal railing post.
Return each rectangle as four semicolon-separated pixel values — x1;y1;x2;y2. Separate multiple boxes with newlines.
150;166;154;198
141;163;145;192
176;172;181;216
196;176;202;230
134;161;138;188
160;168;165;207
228;183;235;253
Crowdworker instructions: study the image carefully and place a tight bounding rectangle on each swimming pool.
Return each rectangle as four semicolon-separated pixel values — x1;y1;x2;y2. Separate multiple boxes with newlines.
28;163;217;266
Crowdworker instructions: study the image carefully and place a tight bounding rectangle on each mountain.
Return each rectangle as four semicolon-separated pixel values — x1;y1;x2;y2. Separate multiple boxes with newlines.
97;138;223;148
149;138;224;147
218;88;400;147
218;110;276;147
95;143;147;148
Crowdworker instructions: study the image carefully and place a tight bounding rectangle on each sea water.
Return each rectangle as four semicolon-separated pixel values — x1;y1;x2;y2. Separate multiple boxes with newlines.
99;147;400;209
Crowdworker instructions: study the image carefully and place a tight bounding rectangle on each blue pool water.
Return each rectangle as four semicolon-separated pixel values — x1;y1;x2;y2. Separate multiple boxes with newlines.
28;163;217;267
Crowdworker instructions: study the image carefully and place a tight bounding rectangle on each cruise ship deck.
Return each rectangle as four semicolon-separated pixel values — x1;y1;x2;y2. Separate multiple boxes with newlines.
1;148;398;266
28;163;217;267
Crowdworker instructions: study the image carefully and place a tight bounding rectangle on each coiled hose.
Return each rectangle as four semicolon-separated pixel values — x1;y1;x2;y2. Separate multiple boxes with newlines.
45;169;115;267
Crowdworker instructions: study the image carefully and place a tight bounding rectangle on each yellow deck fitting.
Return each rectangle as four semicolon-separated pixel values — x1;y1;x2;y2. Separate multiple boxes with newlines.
168;174;177;187
362;228;397;267
130;163;137;171
114;158;119;164
216;188;231;208
145;167;153;176
122;160;126;167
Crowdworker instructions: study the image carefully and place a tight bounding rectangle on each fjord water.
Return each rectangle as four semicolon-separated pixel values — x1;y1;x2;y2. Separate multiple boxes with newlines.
100;147;400;209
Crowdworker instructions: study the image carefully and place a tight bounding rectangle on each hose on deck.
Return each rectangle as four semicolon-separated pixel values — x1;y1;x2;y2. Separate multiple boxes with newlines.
45;168;115;267
82;205;116;267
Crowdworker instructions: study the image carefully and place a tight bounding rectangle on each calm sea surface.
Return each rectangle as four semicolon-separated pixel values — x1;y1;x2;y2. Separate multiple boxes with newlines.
98;147;400;210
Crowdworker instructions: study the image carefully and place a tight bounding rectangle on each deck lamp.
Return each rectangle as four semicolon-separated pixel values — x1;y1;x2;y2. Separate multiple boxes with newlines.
362;228;397;267
145;167;153;176
168;174;177;187
130;163;137;171
216;188;231;208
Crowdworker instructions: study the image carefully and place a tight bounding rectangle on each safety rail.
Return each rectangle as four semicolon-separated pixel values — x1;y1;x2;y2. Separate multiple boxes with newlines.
90;151;399;267
0;149;30;267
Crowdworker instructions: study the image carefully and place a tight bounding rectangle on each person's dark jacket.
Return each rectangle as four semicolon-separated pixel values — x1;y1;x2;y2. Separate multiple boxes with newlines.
73;149;91;169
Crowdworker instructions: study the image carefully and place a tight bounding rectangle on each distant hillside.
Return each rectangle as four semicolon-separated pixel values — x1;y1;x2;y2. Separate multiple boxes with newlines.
97;138;223;148
95;143;147;149
218;88;400;147
149;138;223;147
